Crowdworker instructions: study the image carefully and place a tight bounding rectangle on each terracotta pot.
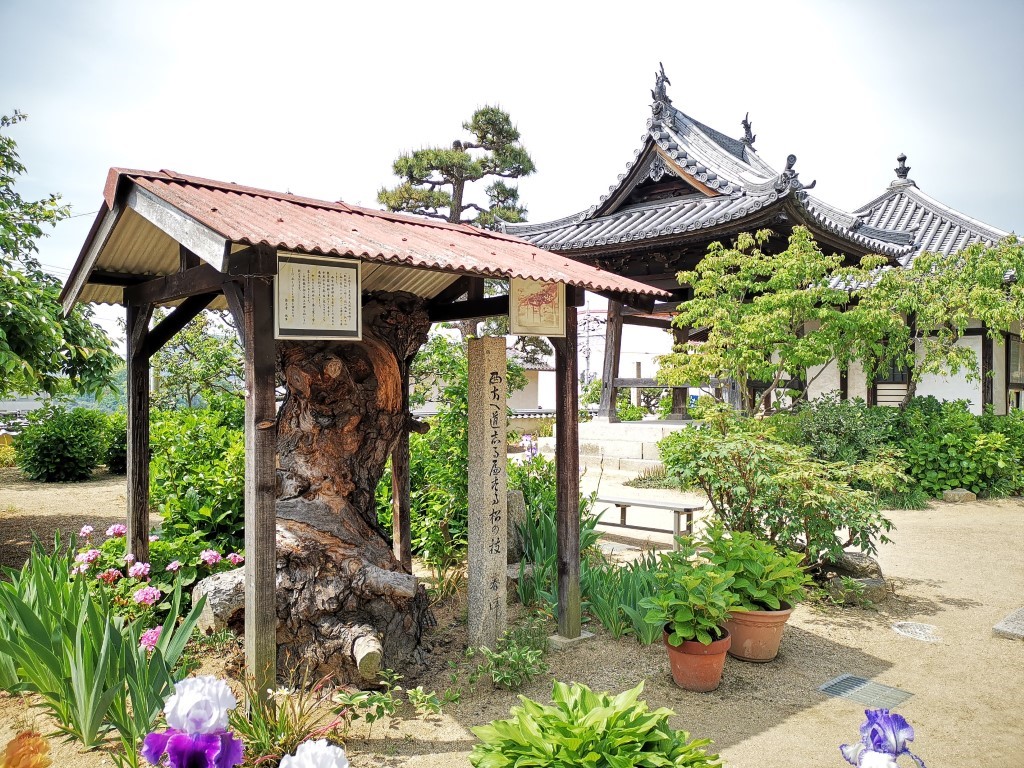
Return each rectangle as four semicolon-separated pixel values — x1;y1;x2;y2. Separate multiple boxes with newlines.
723;605;794;662
663;628;731;692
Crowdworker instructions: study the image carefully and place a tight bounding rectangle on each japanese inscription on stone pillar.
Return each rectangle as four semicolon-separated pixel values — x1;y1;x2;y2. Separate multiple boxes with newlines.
467;336;508;648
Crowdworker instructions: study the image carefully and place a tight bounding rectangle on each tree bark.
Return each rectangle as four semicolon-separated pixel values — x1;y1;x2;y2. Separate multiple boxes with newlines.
273;291;432;683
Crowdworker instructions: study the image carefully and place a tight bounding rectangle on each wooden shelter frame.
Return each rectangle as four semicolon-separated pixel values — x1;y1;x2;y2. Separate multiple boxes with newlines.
61;170;664;697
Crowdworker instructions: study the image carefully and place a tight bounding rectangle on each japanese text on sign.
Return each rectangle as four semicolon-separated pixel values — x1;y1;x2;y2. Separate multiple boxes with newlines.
275;254;361;340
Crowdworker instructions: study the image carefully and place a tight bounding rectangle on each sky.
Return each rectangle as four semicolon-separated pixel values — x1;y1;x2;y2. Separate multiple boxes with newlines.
3;0;1023;338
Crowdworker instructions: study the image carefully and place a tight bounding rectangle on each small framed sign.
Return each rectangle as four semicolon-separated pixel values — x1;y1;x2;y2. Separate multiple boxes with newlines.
275;253;361;340
509;278;566;337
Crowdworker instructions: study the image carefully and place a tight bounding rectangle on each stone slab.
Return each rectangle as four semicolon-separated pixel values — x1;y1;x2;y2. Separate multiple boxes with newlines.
548;629;596;652
942;488;977;503
993;607;1024;640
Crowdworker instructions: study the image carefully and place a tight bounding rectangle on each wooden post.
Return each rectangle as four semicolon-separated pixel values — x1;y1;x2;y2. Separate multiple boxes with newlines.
391;355;413;572
596;299;622;421
982;325;994;408
552;300;581;639
125;303;152;562
242;270;278;697
670;326;689;419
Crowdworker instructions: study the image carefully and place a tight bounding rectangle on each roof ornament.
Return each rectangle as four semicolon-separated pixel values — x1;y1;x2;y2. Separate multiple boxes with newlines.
651;62;672;117
741;112;756;148
895;153;911;180
774;154;816;192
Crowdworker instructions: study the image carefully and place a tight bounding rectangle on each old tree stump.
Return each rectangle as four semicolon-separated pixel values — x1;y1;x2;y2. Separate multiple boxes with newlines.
273;291;431;683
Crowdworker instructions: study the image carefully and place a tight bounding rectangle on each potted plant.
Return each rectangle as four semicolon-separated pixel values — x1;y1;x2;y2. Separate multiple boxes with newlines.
639;545;740;692
699;526;810;662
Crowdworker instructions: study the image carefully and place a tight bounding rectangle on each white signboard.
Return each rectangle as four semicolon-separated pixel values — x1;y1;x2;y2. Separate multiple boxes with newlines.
275;254;361;340
509;278;566;337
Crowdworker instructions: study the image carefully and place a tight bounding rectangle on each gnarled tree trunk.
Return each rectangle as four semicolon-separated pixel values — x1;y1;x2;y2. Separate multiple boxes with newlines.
273;291;432;683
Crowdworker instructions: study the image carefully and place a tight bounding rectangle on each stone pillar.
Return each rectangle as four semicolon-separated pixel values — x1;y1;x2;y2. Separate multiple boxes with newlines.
467;336;508;648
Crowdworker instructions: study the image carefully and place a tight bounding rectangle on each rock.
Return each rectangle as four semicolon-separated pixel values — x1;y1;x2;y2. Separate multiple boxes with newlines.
826;575;889;606
507;490;527;564
506;561;535;601
192;567;245;634
943;488;977;503
829;552;884;579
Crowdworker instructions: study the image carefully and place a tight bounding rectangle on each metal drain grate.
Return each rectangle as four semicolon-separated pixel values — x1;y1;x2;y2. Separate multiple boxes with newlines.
818;674;912;708
892;621;940;642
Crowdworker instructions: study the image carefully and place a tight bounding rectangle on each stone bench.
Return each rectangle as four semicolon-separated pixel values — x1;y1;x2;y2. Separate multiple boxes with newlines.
594;496;704;550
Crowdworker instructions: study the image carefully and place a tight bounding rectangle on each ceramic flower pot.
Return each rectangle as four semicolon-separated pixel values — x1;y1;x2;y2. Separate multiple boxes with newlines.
722;605;794;662
663;627;731;692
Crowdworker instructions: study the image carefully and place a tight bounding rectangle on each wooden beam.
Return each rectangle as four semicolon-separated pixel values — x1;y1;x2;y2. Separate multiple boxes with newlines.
428;295;509;323
243;274;278;700
123;263;225;305
61;203;123;315
551;302;581;639
222;280;246;347
127;185;228;269
622;301;683;316
622;315;673;330
594;290;656;313
142;292;219;359
125;303;153;563
391;356;413;572
597;300;623;420
982;325;994;407
179;244;202;271
226;245;278;278
89;270;145;287
429;275;471;306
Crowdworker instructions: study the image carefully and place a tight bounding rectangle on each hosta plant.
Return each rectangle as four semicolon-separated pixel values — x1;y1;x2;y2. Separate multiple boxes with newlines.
697;526;811;611
470;680;720;768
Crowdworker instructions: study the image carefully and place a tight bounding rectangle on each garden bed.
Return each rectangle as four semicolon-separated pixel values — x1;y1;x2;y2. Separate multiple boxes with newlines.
0;473;1020;767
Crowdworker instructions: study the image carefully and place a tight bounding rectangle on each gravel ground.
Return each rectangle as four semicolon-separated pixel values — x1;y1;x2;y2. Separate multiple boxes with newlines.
0;468;1021;766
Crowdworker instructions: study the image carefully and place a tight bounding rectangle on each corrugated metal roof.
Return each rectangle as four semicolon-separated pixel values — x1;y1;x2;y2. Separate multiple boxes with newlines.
65;169;666;308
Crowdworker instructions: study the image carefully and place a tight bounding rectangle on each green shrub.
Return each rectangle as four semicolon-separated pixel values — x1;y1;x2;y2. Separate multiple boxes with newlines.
150;408;245;550
0;443;14;468
659;406;894;568
898;398;1021;497
779;394;902;463
104;411;128;474
14;405;108;481
582;551;662;644
470;680;721;768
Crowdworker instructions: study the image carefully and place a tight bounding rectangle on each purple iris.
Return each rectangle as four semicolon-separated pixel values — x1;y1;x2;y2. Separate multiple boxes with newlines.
141;728;244;768
840;709;926;767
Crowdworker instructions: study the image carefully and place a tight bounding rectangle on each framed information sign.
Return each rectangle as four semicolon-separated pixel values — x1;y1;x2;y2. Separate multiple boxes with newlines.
275;254;361;340
509;278;565;337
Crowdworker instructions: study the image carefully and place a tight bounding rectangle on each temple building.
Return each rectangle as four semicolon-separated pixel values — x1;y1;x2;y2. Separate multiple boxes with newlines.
504;66;1018;417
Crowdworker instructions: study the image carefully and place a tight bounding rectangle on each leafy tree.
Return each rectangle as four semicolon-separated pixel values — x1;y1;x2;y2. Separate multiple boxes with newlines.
0;111;117;397
846;236;1024;406
150;309;243;410
378;106;536;227
658;227;879;415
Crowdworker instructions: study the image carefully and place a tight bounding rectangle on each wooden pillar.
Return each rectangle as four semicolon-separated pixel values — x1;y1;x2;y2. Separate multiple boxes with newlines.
596;299;622;421
242;272;278;696
670;325;689;419
552;300;581;639
391;355;413;572
125;303;152;563
982;326;994;408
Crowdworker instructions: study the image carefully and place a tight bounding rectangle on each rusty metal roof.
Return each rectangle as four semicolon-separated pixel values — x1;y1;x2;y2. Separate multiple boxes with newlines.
63;168;668;308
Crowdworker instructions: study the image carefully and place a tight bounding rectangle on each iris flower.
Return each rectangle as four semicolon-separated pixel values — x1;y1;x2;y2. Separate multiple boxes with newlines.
841;709;926;767
141;730;243;768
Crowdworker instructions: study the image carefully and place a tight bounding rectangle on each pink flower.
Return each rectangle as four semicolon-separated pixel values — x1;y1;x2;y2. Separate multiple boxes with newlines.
149;535;159;542
124;553;136;564
97;568;123;585
106;524;127;537
79;525;94;538
70;564;88;576
165;560;182;573
128;562;151;579
227;553;244;566
133;586;162;606
199;550;222;566
75;549;102;565
139;627;162;652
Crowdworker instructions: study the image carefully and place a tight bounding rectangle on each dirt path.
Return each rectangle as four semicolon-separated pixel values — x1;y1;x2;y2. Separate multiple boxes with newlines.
0;470;1021;766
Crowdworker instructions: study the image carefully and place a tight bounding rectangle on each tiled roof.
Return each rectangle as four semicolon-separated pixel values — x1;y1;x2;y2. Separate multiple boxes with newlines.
855;178;1012;266
64;169;668;308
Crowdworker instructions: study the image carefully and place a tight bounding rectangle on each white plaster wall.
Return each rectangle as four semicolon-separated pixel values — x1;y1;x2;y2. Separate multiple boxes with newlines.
508;371;541;411
993;336;1007;415
847;359;869;401
916;336;983;413
807;360;842;399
